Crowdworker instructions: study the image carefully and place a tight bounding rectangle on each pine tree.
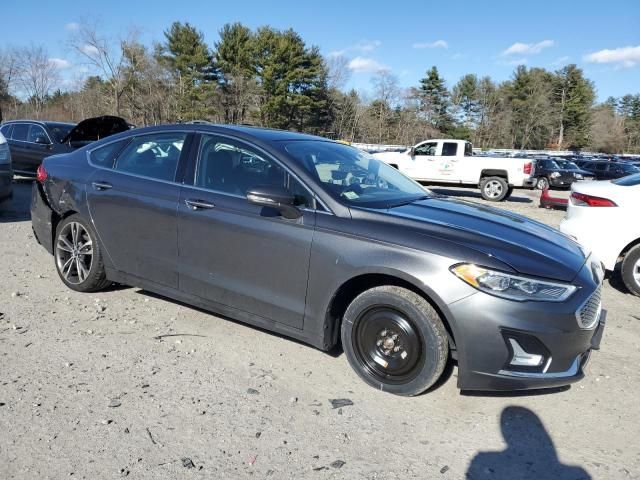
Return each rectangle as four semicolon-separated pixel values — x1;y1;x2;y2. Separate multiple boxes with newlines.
553;65;595;150
418;66;454;134
158;22;216;121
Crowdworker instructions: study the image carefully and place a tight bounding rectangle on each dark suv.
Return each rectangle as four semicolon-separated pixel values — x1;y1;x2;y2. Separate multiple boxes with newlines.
576;160;640;181
533;158;594;190
0;116;132;175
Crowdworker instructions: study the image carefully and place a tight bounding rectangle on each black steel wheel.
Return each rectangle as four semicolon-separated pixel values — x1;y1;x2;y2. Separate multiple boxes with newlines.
341;286;449;396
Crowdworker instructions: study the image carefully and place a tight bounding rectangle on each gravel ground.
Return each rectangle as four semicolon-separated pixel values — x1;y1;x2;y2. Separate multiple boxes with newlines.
1;181;639;479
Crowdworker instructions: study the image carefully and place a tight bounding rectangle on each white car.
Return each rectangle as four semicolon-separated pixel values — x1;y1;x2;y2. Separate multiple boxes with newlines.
372;139;535;202
560;174;640;296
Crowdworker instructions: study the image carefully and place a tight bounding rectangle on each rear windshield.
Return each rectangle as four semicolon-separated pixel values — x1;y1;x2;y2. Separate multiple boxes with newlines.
613;173;640;186
48;124;75;143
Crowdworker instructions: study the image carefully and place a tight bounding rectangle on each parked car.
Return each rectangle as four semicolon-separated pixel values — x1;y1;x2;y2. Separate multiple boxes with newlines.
31;124;605;396
561;173;640;296
0;116;131;175
0;131;12;203
372;139;535;202
532;158;594;190
574;160;640;181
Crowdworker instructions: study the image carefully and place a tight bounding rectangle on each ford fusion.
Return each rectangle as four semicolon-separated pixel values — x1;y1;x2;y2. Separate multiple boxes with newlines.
30;125;605;396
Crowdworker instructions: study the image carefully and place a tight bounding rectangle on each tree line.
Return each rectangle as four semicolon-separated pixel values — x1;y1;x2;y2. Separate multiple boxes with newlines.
1;21;640;153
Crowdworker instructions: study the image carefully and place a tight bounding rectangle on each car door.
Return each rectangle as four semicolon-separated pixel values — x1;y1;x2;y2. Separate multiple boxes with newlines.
407;141;438;181
437;141;462;181
26;124;55;169
86;132;193;288
177;133;316;329
8;123;30;173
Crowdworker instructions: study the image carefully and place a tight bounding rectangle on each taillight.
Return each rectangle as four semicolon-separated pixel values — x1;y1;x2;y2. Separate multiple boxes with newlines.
570;191;617;207
36;164;48;183
524;162;532;174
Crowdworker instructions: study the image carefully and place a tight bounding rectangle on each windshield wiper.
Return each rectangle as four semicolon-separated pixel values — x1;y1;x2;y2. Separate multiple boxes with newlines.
387;195;431;208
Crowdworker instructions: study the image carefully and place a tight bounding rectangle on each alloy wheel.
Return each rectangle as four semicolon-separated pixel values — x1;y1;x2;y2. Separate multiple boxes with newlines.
352;307;424;384
55;222;94;285
633;257;640;288
484;180;504;199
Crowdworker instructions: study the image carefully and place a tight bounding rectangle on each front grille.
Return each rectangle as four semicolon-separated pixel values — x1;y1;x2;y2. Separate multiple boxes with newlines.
577;286;602;329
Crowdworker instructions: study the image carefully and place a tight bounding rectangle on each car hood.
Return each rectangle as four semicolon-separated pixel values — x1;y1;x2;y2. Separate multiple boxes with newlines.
384;196;587;282
61;116;132;145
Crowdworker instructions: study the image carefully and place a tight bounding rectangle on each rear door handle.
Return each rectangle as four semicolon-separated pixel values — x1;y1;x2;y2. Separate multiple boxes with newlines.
185;199;215;210
91;181;112;190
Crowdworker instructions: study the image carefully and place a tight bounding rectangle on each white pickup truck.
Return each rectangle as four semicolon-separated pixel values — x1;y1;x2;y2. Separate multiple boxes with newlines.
372;139;535;201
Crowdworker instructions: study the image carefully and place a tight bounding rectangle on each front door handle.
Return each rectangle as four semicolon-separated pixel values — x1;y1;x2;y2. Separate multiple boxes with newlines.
185;199;215;210
91;181;112;190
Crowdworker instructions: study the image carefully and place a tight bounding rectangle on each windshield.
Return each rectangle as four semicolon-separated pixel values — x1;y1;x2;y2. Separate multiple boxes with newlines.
620;163;640;173
556;160;579;169
49;124;75;143
283;141;429;208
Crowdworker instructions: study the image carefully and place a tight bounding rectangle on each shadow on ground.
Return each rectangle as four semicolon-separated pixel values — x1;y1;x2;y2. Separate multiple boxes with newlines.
0;179;33;223
466;406;591;479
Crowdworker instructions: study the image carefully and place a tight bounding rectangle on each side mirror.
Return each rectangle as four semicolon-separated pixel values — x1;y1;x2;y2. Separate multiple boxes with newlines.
34;135;50;145
408;147;416;157
246;185;302;219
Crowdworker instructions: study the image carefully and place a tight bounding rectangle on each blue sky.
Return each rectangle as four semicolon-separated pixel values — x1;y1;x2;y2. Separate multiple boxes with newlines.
2;0;639;101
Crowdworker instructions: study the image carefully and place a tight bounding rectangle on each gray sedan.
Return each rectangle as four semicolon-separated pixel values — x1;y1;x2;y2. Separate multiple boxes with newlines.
30;124;605;396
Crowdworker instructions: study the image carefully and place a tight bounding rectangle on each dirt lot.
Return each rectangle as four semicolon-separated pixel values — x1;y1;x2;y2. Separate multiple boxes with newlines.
1;181;639;479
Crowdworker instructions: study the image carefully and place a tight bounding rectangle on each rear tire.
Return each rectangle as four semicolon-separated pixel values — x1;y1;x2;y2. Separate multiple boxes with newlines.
621;245;640;297
54;214;110;292
480;176;508;201
341;286;449;396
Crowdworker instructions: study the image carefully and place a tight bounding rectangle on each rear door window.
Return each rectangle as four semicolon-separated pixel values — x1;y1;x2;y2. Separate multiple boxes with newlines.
11;124;29;141
114;132;187;182
441;142;458;156
27;125;49;143
89;139;131;168
0;124;13;139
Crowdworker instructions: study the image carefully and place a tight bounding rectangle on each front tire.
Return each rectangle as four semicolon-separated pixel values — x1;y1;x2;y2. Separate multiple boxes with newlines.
54;214;110;292
341;286;449;396
621;245;640;297
480;176;508;201
536;177;549;190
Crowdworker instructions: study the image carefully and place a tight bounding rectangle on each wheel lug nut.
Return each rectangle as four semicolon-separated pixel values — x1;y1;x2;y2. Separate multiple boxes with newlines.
393;346;400;352
381;329;387;336
376;340;382;346
392;334;398;341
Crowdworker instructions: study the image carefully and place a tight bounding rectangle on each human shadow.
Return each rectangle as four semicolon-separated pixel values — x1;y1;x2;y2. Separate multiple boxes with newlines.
466;406;591;480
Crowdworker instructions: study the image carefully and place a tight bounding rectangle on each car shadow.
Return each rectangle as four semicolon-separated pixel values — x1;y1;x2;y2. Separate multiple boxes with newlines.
429;187;533;204
0;179;33;223
466;406;592;479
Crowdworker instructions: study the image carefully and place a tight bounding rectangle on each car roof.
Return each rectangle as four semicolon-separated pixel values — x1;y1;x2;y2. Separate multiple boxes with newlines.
4;120;75;127
122;123;331;143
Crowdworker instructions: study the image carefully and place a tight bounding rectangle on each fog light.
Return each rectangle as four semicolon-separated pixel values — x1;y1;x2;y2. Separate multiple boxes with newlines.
508;339;544;367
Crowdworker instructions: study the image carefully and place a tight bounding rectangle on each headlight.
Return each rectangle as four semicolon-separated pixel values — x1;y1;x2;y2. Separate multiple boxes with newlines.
450;264;578;302
574;173;583;179
550;172;560;178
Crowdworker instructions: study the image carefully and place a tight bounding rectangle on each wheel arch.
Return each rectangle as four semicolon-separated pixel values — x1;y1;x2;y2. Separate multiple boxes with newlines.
323;272;458;354
619;237;640;263
480;169;509;183
50;208;78;252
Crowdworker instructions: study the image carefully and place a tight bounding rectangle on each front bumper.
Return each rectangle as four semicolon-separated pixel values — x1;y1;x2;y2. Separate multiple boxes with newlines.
449;261;605;391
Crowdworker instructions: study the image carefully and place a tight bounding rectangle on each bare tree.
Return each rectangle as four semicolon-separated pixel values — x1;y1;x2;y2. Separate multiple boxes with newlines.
68;20;128;115
326;55;351;91
14;45;60;118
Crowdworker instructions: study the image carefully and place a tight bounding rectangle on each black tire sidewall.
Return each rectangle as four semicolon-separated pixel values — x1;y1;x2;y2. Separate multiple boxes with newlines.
54;214;107;292
341;286;448;396
621;246;640;296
